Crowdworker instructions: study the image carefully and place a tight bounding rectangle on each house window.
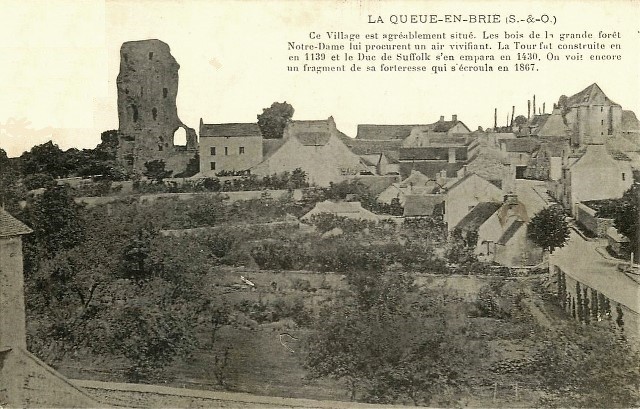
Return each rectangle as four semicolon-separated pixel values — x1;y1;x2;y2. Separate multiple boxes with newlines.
210;162;216;170
601;107;604;112
163;88;168;98
152;107;158;121
239;146;245;154
158;145;163;151
601;119;604;125
225;147;228;155
210;147;216;155
622;173;626;181
149;52;154;60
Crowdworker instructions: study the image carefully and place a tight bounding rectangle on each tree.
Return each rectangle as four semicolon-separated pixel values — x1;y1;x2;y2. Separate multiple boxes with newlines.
23;184;85;259
21;140;69;178
527;205;570;253
513;115;527;130
143;159;172;183
595;184;639;261
257;101;294;139
306;272;474;405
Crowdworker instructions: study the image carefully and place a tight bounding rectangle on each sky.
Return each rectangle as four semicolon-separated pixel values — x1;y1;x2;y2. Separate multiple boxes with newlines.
0;0;639;157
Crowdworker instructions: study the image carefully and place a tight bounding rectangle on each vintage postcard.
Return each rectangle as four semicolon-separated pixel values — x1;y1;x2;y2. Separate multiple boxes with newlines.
0;1;639;407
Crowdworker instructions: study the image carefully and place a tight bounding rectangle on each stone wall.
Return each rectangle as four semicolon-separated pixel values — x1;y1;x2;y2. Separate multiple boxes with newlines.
116;39;197;175
575;202;614;237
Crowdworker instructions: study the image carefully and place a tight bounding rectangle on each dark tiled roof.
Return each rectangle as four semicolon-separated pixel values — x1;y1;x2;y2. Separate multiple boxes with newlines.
343;138;403;155
431;120;470;133
200;123;261;138
0;208;32;238
497;220;525;245
352;175;399;195
403;194;445;217
455;202;502;232
500;137;540;153
295;131;331;146
566;83;619;107
356;124;419;140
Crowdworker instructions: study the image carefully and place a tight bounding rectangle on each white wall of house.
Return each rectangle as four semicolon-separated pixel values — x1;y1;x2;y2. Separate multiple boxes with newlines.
199;135;263;176
444;174;503;230
567;144;633;214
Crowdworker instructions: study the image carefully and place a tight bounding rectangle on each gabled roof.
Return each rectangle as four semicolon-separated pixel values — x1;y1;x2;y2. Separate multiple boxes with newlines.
566;83;619;107
200;123;262;138
403;194;445;217
536;113;571;138
0;208;32;238
431;120;470;133
455;202;502;232
497;220;525;245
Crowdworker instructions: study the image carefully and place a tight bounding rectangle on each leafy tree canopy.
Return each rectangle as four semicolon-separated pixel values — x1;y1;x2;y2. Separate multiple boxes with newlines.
527;204;570;253
257;101;294;139
143;159;172;183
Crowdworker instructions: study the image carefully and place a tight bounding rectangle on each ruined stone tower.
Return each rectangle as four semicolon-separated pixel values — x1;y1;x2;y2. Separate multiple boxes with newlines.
116;39;197;175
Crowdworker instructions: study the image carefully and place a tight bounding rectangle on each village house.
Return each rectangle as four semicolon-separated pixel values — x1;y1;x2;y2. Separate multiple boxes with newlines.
498;137;540;179
442;172;504;230
398;131;479;179
377;170;441;205
250;117;367;187
558;140;633;215
198;121;263;176
454;195;542;267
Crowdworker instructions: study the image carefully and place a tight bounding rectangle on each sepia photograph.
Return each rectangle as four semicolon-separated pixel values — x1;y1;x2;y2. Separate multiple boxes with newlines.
0;0;639;407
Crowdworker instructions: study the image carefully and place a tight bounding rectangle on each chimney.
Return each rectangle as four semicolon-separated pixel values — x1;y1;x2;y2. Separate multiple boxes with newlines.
527;100;531;119
533;95;536;117
439;115;445;122
494;108;497;129
452;114;457;122
543;102;546;114
511;106;515;127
